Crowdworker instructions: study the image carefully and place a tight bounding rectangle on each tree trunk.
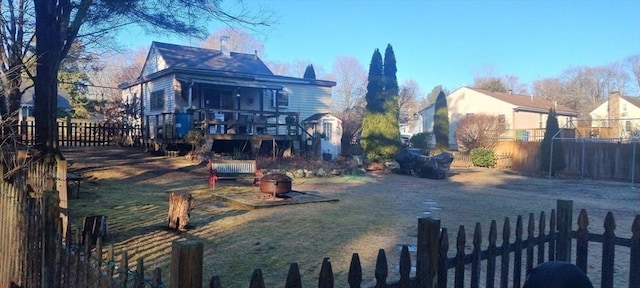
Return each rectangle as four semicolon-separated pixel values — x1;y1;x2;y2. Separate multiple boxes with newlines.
34;0;63;155
168;192;194;231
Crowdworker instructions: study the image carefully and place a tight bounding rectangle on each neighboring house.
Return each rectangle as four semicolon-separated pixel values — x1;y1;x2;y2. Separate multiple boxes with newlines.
589;91;640;139
417;87;578;150
20;92;72;121
119;41;337;156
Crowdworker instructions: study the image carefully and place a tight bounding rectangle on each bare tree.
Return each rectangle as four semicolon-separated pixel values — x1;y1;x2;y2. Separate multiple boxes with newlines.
0;0;35;119
331;56;367;112
265;58;325;78
200;27;265;55
455;113;508;152
398;79;423;133
625;54;640;93
329;56;367;155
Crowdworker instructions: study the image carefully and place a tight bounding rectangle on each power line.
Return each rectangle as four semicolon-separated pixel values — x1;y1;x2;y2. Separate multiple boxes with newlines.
59;81;121;90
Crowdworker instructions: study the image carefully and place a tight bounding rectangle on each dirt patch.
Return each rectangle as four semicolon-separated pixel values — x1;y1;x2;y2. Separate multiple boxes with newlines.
62;147;640;287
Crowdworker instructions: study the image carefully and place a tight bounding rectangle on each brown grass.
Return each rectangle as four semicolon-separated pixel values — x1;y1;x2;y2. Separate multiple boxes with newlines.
64;147;639;287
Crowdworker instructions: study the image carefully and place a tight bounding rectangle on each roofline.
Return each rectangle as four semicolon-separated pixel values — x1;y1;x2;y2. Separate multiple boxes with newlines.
119;67;336;89
513;106;578;116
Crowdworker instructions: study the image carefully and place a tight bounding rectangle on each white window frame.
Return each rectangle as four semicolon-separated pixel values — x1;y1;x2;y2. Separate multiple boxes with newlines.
272;90;289;108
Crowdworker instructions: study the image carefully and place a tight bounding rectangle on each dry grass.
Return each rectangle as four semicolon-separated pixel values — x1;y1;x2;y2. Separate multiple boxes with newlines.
64;147;640;287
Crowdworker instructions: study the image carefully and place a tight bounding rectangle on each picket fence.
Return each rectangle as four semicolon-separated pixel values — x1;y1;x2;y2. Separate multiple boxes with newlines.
18;120;142;147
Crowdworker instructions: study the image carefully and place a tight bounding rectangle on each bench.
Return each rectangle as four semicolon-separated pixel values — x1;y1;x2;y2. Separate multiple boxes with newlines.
210;160;257;179
67;172;83;199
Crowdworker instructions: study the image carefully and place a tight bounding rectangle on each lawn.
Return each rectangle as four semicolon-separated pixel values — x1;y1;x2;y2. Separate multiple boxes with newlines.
63;147;640;287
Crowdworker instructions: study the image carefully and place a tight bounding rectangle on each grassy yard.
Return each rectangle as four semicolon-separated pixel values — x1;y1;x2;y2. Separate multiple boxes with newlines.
63;147;640;287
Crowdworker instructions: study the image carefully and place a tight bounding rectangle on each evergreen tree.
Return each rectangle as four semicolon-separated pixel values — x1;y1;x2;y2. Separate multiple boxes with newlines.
540;108;565;175
383;44;398;97
364;49;384;113
361;46;401;160
433;90;450;150
303;64;316;79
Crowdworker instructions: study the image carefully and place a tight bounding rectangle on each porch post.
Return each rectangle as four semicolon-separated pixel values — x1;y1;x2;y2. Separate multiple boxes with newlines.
188;81;193;109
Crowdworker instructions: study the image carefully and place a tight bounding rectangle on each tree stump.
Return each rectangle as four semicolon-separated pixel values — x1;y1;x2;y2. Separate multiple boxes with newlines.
82;215;108;245
168;192;194;231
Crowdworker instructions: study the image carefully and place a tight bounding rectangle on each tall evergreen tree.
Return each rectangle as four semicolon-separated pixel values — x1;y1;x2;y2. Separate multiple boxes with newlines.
540;108;566;175
303;64;316;79
433;90;450;150
361;45;401;160
364;49;384;113
383;44;398;97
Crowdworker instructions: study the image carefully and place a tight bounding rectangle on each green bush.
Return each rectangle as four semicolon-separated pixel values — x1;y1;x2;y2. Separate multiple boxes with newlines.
470;147;495;168
184;129;204;151
410;132;432;153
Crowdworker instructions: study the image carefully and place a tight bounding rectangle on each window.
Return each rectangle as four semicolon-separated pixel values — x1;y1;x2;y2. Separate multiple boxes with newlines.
150;90;165;111
626;121;632;132
322;121;333;141
498;114;506;124
272;90;289;107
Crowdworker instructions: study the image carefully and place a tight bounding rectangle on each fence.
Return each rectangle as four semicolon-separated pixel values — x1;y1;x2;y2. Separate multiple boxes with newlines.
18;120;142;147
455;141;640;182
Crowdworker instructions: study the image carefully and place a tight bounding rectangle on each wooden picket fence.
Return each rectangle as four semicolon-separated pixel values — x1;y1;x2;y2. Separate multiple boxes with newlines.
18;120;142;147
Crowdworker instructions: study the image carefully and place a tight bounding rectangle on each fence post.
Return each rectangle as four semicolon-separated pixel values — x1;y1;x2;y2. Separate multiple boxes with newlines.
42;190;60;288
170;240;203;288
556;200;573;262
416;218;440;288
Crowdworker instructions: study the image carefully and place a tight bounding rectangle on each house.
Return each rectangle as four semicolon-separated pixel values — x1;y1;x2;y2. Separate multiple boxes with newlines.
20;92;72;121
119;41;338;157
417;87;578;150
589;91;640;139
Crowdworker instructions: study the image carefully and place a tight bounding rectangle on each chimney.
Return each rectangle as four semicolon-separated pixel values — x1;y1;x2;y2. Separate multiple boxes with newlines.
609;91;621;132
220;36;230;57
254;49;258;60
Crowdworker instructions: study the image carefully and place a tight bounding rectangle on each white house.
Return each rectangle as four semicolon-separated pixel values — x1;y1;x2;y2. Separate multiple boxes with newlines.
589;91;640;139
119;41;339;157
417;87;578;149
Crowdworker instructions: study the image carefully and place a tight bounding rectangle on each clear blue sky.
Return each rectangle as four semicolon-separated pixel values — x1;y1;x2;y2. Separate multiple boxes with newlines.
116;0;640;96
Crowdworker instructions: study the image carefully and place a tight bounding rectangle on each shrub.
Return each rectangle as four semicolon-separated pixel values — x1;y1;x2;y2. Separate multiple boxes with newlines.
455;113;508;152
184;129;204;152
410;132;432;153
470;147;495;168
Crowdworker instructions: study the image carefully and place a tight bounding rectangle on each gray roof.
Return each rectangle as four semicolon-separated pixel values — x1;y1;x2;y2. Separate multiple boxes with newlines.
22;93;71;109
152;42;274;76
467;87;578;116
622;95;640;108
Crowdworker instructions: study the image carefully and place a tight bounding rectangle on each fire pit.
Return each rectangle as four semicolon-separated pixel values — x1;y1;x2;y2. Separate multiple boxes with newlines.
259;173;292;195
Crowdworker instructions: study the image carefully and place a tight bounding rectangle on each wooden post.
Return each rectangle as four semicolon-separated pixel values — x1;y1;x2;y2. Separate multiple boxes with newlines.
630;215;640;288
170;240;203;288
168;192;194;231
82;215;108;246
416;217;440;288
56;159;69;238
42;190;60;288
556;199;573;261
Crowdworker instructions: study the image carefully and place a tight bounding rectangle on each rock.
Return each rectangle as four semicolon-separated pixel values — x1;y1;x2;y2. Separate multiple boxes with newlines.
293;169;305;178
304;169;314;177
316;168;327;177
330;169;341;176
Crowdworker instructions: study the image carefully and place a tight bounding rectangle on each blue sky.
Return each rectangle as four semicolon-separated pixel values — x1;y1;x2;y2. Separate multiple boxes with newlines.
117;0;640;96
